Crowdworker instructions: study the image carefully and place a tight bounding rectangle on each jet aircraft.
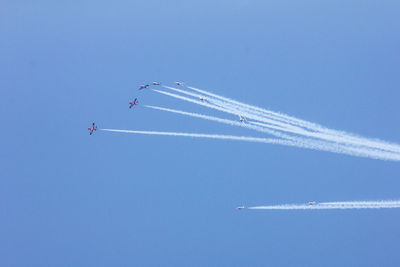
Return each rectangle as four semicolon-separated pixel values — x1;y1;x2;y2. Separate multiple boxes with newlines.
129;98;139;108
139;84;150;90
88;122;97;135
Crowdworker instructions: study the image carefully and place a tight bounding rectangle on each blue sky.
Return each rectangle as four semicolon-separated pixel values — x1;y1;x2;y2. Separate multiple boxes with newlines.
1;0;400;266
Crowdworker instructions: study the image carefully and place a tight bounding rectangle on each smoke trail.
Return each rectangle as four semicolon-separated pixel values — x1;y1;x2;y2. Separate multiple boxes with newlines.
248;120;400;157
152;89;400;161
100;128;295;146
100;127;400;161
154;89;328;142
186;85;323;131
247;200;400;210
178;85;400;154
152;89;299;139
144;105;299;137
186;86;400;154
162;86;400;155
163;85;301;132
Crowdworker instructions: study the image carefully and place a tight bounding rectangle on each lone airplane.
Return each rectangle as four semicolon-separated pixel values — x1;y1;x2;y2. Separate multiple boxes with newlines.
88;122;97;135
139;84;150;90
236;206;246;210
239;115;247;123
152;82;161;85
175;81;184;86
308;201;316;206
129;98;139;108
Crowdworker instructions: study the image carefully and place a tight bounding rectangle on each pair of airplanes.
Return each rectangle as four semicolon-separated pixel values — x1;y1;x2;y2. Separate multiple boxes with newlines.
139;81;161;90
88;99;137;135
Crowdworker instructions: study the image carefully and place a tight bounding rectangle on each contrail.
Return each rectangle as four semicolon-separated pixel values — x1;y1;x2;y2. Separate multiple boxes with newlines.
100;128;295;146
248;120;400;157
247;200;400;210
163;85;301;132
152;89;301;139
144;105;305;139
186;85;324;131
152;89;400;161
176;85;400;154
185;86;400;154
100;127;400;161
161;86;400;156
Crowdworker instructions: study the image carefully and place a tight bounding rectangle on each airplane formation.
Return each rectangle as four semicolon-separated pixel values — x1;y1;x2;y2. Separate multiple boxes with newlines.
88;81;269;210
86;79;395;212
88;81;248;137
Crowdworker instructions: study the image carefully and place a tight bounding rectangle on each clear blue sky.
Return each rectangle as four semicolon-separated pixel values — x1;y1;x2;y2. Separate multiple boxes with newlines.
1;0;400;266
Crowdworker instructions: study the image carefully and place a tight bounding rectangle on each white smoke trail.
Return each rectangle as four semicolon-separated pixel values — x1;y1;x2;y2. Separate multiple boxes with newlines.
100;128;295;146
144;105;303;139
185;86;400;154
163;86;300;132
186;85;324;131
247;200;400;210
100;128;375;158
248;120;400;157
152;89;400;161
163;86;303;133
164;86;400;154
152;89;299;139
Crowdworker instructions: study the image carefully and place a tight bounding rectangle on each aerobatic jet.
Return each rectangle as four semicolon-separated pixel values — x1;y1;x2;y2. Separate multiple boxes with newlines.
239;115;247;123
308;201;316;206
88;122;97;135
175;81;184;86
129;98;139;108
199;97;207;102
139;84;150;90
236;206;246;210
152;82;161;85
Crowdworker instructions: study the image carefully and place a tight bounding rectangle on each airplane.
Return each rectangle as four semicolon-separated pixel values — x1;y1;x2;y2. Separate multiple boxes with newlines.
199;97;207;102
239;115;247;123
129;98;139;108
139;84;150;90
308;201;316;206
236;206;246;210
175;81;184;86
152;82;161;85
88;122;97;135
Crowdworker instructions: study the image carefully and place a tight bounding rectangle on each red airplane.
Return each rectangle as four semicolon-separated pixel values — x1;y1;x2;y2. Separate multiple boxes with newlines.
175;81;184;86
152;82;161;85
129;98;139;108
88;122;97;135
308;201;316;206
139;84;150;90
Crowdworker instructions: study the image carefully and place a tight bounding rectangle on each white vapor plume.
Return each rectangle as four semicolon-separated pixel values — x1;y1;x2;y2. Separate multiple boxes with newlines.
100;128;295;146
163;85;300;132
152;89;400;161
248;200;400;210
185;86;400;154
100;127;400;161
